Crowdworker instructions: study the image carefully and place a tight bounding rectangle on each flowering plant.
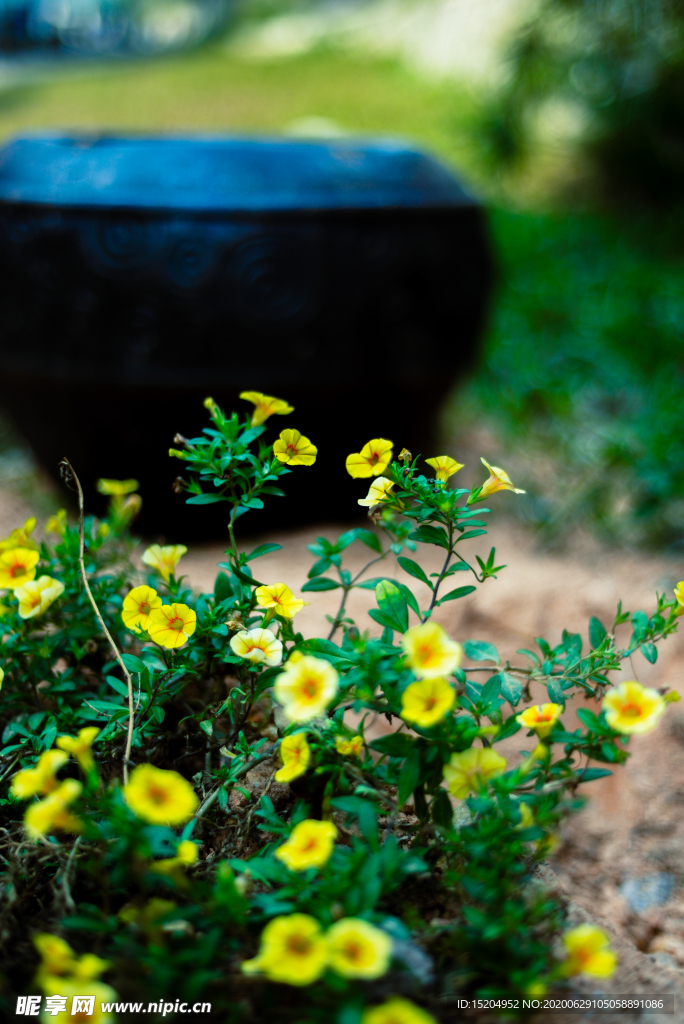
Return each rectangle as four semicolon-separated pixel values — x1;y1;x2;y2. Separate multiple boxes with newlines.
0;394;679;1021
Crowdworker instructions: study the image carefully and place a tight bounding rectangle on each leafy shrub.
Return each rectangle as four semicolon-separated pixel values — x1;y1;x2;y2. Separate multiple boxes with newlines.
0;393;679;1021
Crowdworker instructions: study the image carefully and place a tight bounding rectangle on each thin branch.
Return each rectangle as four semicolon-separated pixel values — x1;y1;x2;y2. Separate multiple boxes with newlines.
59;459;135;785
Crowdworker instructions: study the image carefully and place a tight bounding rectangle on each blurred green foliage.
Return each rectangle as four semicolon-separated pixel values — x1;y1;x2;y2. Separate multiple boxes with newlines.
485;0;684;205
463;208;684;547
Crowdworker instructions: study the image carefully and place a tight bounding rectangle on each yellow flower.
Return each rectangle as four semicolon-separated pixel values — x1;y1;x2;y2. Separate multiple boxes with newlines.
121;584;162;633
443;747;507;800
602;680;666;735
327;918;392;979
38;979;117;1023
34;933;110;987
273;428;318;466
402;622;462;679
96;478;139;496
124;764;198;825
515;801;535;829
362;997;437;1024
24;779;83;839
240;391;295;426
141;544;187;582
516;703;562;739
274;655;339;722
45;509;68;536
11;750;69;799
401;678;456;728
475;458;525;500
56;727;101;774
15;575;64;619
358;477;395;508
425;456;464;483
0;667;4;688
150;840;199;884
275;733;312;783
674;581;684;616
0;516;38;551
147;603;197;649
230;627;283;666
335;734;364;758
274;819;337;872
255;582;306;619
0;547;39;589
561;924;617;978
241;914;329;986
345;439;393;479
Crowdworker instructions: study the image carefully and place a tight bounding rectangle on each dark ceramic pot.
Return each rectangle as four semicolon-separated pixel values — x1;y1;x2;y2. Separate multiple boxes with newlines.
0;135;492;537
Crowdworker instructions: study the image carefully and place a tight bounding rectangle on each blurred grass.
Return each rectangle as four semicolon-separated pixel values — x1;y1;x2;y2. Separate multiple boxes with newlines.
0;43;481;178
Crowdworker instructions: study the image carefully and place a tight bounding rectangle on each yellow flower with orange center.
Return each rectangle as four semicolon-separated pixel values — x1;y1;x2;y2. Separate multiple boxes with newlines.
362;998;437;1024
147;603;197;649
15;575;64;619
274;654;339;722
255;582;306;619
241;914;329;986
425;456;464;483
0;516;38;551
602;680;666;734
24;779;83;839
275;732;312;783
401;678;456;728
124;764;199;825
402;622;462;679
345;439;393;478
275;819;338;872
56;727;101;774
516;703;562;739
0;547;39;589
471;458;525;501
443;747;507;800
11;749;69;799
240;391;294;426
561;924;617;978
141;544;187;582
122;584;162;633
327;918;392;979
230;627;283;666
273;429;318;466
357;477;395;508
335;734;364;758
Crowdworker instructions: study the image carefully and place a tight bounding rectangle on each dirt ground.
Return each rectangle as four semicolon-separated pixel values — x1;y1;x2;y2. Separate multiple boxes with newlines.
3;480;684;1019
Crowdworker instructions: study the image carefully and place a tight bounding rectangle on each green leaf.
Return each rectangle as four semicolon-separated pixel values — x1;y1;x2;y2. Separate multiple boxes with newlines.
245;543;282;562
437;585;476;605
396;582;420;618
369;734;415;757
479;674;501;710
494;716;521;742
301;577;342;592
431;789;453;829
374;580;409;633
588;616;608;649
356;576;394;590
214;571;233;603
230;565;264;587
492;672;524;706
546;677;566;707
338;528;382;553
398;749;421;807
458;529;487;541
397;557;432;588
576;708;614;736
641;641;658;664
578;768;613;782
106;675;130;699
200;720;213;737
121;653;146;674
186;493;227;504
408;525;450;550
463;640;499;663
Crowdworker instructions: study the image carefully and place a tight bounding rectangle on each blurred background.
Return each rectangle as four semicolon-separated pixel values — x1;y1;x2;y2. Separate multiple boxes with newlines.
0;0;683;550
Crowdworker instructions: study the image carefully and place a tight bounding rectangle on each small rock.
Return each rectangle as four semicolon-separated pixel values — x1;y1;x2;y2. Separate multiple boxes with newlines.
620;873;676;914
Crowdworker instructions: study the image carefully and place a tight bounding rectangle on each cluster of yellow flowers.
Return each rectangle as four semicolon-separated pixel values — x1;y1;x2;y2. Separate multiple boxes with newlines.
33;933;116;1024
121;544;196;649
0;517;65;620
235;392;318;466
242;912;392;985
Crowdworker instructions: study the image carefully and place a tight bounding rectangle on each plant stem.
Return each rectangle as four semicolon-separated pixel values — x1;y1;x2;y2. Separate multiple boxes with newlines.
423;523;454;621
60;459;135;786
327;553;386;641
